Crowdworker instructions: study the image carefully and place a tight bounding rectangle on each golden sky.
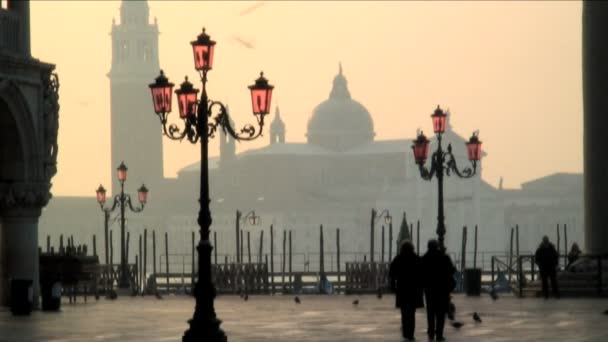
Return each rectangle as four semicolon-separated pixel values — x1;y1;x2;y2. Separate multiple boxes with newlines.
30;0;582;196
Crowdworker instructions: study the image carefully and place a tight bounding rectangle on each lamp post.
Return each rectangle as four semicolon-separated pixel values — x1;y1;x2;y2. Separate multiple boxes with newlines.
96;162;148;289
411;105;482;251
148;28;274;342
242;210;261;226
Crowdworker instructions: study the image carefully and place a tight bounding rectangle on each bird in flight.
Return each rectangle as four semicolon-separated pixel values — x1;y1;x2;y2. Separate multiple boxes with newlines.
233;36;255;49
238;1;265;16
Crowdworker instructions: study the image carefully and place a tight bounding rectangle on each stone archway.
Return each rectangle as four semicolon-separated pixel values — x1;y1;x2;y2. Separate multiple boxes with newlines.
0;97;26;306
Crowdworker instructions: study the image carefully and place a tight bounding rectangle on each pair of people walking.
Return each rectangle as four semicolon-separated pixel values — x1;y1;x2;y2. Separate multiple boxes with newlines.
389;240;456;341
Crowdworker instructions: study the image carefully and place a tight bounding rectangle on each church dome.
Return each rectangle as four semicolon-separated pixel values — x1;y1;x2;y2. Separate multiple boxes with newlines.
307;64;374;151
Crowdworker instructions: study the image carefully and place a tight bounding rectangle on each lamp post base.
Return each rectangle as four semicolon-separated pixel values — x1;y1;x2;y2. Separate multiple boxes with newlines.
182;240;227;342
182;318;227;342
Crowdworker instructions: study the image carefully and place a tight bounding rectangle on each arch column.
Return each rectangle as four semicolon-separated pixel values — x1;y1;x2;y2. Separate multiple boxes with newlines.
583;2;608;254
0;206;41;307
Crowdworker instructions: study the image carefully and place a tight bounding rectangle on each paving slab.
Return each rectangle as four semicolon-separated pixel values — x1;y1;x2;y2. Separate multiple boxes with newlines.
1;294;607;341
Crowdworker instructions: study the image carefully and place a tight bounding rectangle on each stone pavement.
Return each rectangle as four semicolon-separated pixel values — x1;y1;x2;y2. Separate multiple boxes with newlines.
1;294;607;341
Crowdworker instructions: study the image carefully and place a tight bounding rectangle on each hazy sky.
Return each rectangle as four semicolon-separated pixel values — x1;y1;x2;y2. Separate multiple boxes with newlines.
30;1;582;196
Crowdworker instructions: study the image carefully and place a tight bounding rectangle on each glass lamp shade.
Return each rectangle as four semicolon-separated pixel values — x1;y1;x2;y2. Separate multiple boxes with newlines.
149;70;175;114
137;184;149;204
249;215;260;226
431;105;447;134
117;162;128;183
466;132;483;161
248;72;274;115
96;185;107;205
191;28;216;71
175;77;200;118
384;215;392;225
412;132;430;165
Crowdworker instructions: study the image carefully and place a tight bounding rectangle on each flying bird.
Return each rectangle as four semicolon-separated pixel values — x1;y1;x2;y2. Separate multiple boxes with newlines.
473;312;482;323
238;1;265;16
233;36;255;49
294;296;301;304
352;299;359;306
451;321;464;329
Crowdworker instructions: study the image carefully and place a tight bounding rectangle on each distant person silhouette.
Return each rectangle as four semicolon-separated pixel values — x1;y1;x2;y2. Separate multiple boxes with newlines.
567;242;582;269
389;241;423;341
535;236;560;299
422;240;456;341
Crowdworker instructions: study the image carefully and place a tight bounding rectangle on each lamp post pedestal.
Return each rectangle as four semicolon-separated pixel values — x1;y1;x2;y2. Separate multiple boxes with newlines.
183;241;226;342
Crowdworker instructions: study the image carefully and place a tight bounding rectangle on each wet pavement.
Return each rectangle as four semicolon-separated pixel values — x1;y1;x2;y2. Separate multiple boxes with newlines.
1;294;607;341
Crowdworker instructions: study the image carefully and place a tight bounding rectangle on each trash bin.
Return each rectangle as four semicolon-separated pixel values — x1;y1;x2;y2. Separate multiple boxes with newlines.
41;279;62;311
10;279;33;316
464;268;482;296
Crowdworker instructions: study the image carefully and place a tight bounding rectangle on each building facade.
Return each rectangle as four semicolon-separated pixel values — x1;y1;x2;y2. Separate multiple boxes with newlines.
0;0;59;306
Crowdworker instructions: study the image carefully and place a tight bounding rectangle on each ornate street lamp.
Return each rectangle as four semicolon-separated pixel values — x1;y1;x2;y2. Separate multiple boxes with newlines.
149;28;274;342
242;210;261;226
412;105;482;250
96;162;148;289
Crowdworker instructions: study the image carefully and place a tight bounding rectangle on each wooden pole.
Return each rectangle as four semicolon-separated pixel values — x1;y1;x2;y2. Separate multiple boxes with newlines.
508;227;514;283
214;231;218;265
143;229;147;295
381;225;385;264
388;222;393;261
336;228;341;291
473;225;478;269
556;223;561;258
289;230;293;288
109;230;113;265
104;211;109;265
370;209;376;263
192;231;196;289
319;225;325;275
416;221;420;256
92;235;97;256
236;210;241;263
135;254;139;293
152;230;156;284
515;224;520;263
240;230;244;264
138;234;142;293
563;223;568;267
59;234;64;253
46;235;50;253
282;230;286;292
270;225;275;294
165;232;169;292
247;231;252;264
258;230;264;264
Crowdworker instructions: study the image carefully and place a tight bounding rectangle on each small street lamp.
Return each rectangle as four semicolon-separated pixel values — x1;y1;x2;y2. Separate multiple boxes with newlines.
96;162;148;289
242;210;261;226
148;28;274;342
412;105;482;251
375;209;392;225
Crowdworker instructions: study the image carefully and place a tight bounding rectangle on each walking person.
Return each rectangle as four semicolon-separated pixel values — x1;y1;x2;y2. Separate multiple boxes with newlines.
567;242;582;269
389;241;424;341
535;236;560;299
422;240;456;341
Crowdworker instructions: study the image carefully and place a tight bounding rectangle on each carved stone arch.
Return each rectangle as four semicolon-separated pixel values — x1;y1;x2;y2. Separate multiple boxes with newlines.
0;79;39;182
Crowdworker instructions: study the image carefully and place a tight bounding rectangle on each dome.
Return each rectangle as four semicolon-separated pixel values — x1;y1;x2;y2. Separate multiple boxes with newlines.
307;64;375;151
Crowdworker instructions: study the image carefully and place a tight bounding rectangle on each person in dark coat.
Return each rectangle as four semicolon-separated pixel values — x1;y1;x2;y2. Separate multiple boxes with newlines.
535;236;560;299
389;241;424;341
567;242;582;269
422;239;456;342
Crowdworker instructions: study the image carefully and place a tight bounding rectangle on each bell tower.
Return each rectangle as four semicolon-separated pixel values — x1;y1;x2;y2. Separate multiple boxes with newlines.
270;106;285;145
108;0;163;194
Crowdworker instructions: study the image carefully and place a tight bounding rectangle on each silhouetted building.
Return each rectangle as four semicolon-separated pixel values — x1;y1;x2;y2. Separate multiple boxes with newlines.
0;0;59;306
